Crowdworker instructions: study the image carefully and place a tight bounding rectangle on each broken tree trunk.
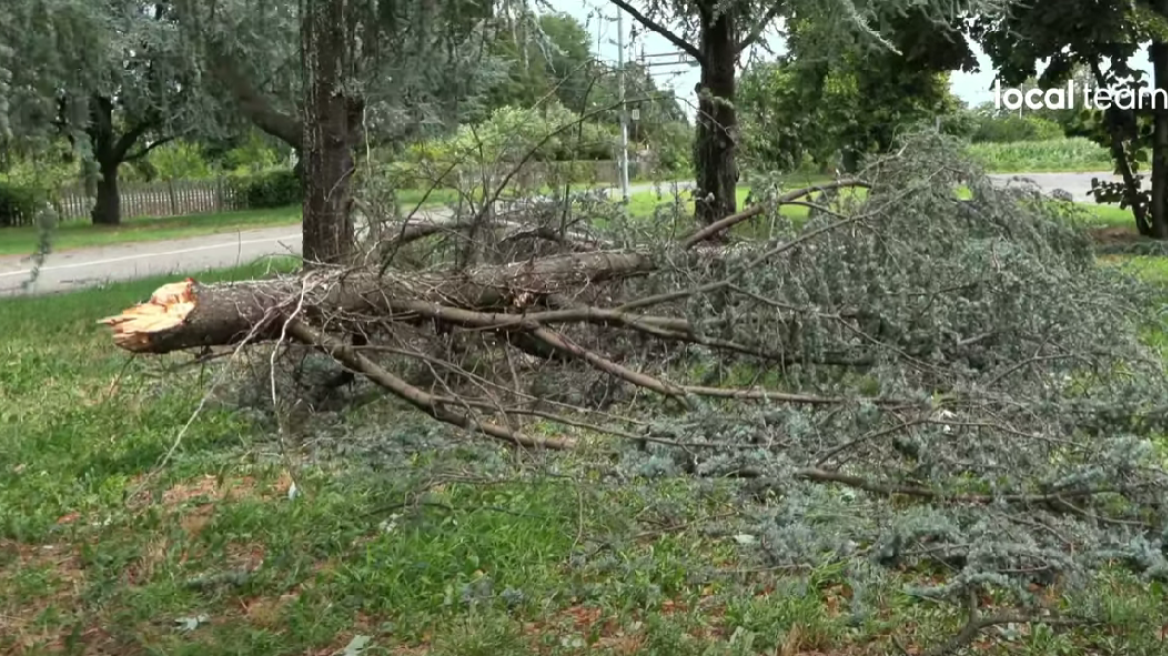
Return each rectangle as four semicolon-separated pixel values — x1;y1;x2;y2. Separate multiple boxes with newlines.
98;251;657;354
95;181;871;449
98;181;870;355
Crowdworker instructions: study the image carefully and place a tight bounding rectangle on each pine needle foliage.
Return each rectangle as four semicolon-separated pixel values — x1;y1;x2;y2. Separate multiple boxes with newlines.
607;131;1168;623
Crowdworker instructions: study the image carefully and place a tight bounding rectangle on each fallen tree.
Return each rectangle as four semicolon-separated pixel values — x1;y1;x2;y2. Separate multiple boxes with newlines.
98;133;1168;651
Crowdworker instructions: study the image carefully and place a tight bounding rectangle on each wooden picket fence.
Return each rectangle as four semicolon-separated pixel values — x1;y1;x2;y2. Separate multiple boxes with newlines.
56;178;242;222
46;158;651;224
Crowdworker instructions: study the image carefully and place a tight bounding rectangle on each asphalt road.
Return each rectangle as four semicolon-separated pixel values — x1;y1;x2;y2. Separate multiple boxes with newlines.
985;171;1120;202
0;228;303;297
0;172;1122;297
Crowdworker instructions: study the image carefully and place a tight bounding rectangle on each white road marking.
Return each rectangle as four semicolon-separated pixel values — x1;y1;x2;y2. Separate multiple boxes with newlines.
0;232;302;278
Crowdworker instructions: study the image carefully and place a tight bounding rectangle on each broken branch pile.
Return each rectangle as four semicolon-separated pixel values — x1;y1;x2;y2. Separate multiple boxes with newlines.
97;133;1168;645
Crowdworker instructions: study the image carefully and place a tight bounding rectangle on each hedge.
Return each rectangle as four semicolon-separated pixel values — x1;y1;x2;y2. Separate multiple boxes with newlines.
228;169;301;209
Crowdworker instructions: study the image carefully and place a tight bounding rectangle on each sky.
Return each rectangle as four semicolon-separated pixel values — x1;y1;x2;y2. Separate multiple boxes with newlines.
551;1;1157;119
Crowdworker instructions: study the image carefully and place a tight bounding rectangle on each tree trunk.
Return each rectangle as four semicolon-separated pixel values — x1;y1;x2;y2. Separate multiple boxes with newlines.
1151;39;1168;239
840;148;860;176
1090;63;1151;236
301;0;356;266
96;252;659;353
91;162;121;226
87;96;122;226
693;8;739;228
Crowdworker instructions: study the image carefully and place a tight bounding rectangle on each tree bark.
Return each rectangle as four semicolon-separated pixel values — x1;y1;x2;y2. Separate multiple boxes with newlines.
86;96;122;226
693;5;739;228
301;0;357;266
97;179;850;353
97;251;658;353
1089;63;1150;236
91;162;121;226
1151;38;1168;239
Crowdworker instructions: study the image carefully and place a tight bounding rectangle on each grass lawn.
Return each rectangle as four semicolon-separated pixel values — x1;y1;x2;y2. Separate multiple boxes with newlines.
2;247;1167;653
624;183;1139;234
965;138;1114;173
0;206;304;257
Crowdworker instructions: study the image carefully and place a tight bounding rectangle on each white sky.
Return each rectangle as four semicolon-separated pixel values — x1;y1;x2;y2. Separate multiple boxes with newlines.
550;1;1158;120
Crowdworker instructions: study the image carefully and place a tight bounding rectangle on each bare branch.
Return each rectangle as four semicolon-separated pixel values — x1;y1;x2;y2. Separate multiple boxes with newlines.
738;3;784;53
608;0;704;66
286;318;575;450
681;179;870;247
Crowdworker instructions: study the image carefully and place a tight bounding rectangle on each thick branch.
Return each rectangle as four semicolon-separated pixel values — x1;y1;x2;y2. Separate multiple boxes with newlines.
738;4;784;53
208;47;302;149
124;135;179;162
530;326;691;404
287;318;574;450
96;253;657;353
112;117;161;163
608;0;704;65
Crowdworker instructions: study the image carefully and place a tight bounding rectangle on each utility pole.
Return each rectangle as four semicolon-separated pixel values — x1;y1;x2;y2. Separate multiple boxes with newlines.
616;8;630;202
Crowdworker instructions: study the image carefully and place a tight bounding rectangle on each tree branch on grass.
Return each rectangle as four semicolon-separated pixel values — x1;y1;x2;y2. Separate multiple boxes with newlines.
94;133;1168;652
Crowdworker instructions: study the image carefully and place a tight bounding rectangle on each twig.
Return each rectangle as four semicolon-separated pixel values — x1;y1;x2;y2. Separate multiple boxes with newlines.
286;318;574;450
530;326;692;407
895;588;1089;656
814;417;923;467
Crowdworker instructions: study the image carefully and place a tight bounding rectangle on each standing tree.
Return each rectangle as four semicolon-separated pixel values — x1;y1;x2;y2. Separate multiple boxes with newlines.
298;0;361;265
739;12;975;174
174;0;502;264
0;1;213;225
607;0;983;227
973;1;1168;237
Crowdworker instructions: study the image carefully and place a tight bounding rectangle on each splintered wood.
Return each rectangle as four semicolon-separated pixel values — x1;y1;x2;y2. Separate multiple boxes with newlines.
97;278;198;350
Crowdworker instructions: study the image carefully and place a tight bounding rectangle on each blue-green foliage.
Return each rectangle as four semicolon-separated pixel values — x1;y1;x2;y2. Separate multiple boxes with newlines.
600;131;1168;617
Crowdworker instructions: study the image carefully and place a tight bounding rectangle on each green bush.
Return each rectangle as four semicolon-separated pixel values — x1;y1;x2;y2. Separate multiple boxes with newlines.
0;181;49;228
972;114;1064;143
646;121;693;176
230;169;301;208
966;137;1112;172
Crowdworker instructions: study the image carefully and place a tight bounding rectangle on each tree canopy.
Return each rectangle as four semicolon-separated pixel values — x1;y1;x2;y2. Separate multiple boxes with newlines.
0;0;222;224
970;1;1168;237
738;16;970;174
479;10;688;143
608;0;993;227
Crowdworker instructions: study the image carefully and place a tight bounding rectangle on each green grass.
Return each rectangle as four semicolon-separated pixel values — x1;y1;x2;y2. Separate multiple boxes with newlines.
624;182;1139;234
967;137;1114;173
0;206;304;257
2;256;1166;654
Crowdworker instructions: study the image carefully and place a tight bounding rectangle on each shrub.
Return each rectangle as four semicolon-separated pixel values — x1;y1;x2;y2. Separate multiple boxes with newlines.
148;140;213;181
0;181;49;228
972;114;1064;143
966;137;1112;172
230;169;301;208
